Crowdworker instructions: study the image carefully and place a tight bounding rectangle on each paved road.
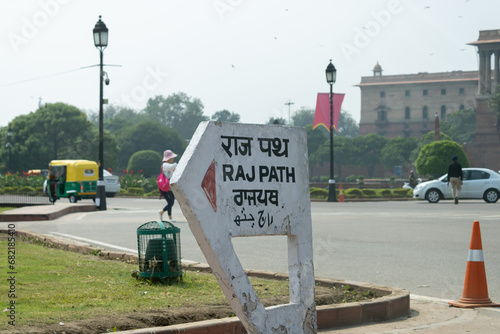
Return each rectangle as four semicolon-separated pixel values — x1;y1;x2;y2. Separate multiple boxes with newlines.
11;198;500;302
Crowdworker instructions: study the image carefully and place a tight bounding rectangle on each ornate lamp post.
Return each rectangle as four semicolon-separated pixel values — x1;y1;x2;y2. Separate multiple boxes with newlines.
325;60;337;202
6;127;12;172
93;16;108;210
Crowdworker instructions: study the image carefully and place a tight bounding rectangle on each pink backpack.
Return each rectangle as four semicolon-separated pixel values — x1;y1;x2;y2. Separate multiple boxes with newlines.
157;167;170;192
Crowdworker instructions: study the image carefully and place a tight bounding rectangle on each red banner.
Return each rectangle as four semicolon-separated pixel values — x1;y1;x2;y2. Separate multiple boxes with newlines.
313;93;345;132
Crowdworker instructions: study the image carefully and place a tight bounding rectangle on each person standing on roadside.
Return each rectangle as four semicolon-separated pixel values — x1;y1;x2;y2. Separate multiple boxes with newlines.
408;170;418;188
447;155;463;204
159;150;177;221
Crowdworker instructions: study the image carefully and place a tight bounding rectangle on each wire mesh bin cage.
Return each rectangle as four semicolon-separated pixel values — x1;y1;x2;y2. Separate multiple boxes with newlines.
137;220;182;280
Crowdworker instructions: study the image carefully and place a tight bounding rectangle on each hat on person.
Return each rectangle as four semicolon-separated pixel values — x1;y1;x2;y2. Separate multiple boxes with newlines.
451;154;458;161
163;150;177;161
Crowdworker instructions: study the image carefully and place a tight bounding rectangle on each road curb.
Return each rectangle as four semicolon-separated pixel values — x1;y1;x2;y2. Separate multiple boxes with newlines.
0;203;97;221
1;230;410;333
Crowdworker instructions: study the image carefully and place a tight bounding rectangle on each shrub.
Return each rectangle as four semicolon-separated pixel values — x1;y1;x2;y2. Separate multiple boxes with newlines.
377;189;392;198
345;188;363;198
2;187;17;194
142;176;159;193
146;190;161;198
116;189;128;197
361;189;376;197
310;187;328;199
319;176;329;183
126;187;145;196
346;175;357;182
127;150;162;178
392;188;410;197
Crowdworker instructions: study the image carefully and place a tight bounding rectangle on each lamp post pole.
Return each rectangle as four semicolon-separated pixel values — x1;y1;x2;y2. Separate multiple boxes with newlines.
93;16;108;210
284;100;294;125
325;60;337;202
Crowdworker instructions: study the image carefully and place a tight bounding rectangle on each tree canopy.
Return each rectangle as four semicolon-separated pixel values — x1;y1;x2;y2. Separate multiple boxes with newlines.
143;92;208;140
440;108;476;143
415;140;469;178
0;103;120;173
115;120;186;170
211;109;240;123
351;134;387;177
380;137;418;170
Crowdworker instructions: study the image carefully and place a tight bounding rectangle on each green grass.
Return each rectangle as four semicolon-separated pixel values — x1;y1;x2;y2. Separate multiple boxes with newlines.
0;207;15;213
0;238;290;329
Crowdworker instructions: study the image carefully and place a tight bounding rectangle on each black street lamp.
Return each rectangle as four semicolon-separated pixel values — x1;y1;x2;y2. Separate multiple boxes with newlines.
6;127;12;172
325;60;337;202
93;15;108;210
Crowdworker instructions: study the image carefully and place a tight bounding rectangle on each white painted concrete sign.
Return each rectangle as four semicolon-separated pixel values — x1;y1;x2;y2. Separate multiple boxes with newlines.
171;121;316;333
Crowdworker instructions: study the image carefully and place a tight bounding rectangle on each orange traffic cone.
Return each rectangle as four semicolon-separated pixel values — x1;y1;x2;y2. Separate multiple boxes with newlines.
338;182;344;203
449;221;500;308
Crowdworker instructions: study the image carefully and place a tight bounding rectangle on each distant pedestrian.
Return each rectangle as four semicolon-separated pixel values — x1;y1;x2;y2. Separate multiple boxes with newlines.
408;170;418;188
447;155;463;204
158;150;177;221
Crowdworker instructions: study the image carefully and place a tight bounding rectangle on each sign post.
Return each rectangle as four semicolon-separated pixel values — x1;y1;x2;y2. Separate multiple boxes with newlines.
171;121;317;333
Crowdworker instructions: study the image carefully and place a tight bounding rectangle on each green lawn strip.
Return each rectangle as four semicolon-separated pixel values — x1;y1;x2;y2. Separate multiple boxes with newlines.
0;207;15;213
0;238;290;329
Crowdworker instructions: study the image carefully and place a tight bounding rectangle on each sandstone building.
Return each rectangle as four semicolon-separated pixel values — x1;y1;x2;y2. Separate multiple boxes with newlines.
357;65;478;138
356;29;500;169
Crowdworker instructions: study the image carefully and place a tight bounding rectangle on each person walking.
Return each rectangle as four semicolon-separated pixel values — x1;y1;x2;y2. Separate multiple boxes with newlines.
159;149;177;221
447;155;463;204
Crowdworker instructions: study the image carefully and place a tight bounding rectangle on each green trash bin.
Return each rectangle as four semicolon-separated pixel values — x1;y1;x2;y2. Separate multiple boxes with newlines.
137;220;182;280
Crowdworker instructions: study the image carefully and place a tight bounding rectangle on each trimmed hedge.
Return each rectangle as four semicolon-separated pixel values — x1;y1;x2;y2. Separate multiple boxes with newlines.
126;187;144;196
310;187;328;199
345;188;363;198
377;189;392;198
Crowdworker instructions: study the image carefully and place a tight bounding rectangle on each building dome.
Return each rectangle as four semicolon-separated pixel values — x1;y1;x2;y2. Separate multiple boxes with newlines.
373;62;383;76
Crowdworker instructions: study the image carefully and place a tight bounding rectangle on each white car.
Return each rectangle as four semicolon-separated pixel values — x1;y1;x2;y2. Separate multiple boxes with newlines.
104;170;120;197
413;168;500;203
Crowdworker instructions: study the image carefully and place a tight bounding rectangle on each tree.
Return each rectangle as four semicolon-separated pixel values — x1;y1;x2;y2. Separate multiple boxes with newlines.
143;92;208;140
115;120;186;169
308;136;355;181
351;134;387;177
0;103;120;173
292;108;314;127
440;108;476;143
409;131;452;168
415;140;469;178
267;117;286;125
127;150;162;177
337;111;359;138
488;88;500;121
211;109;240;122
305;124;326;157
380;137;418;170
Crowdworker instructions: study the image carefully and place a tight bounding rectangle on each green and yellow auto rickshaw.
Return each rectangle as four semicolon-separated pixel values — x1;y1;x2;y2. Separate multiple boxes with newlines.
47;160;98;203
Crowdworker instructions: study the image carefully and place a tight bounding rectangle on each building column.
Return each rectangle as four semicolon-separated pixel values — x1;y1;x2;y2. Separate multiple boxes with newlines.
485;50;492;94
494;50;500;93
478;50;485;95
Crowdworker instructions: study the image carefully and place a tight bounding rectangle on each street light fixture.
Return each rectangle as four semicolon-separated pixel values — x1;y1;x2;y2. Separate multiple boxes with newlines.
6;127;12;172
325;60;337;202
93;15;108;210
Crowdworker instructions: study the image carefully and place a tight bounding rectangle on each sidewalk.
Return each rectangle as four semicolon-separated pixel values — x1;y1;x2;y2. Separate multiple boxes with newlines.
0;202;96;221
321;295;500;333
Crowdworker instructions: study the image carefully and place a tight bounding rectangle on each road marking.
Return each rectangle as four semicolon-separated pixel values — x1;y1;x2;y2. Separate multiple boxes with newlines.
48;232;136;253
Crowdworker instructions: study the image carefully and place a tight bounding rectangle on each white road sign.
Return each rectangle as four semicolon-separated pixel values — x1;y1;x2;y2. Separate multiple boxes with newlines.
171;121;316;333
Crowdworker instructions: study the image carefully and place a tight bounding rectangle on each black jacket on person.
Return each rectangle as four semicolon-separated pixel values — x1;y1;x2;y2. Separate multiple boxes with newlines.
447;161;463;181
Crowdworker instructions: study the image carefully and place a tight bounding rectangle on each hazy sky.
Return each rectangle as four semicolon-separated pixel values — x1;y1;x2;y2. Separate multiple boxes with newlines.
1;0;499;128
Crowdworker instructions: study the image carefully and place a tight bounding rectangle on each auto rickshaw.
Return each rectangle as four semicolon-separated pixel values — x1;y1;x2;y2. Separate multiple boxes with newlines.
47;160;98;203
